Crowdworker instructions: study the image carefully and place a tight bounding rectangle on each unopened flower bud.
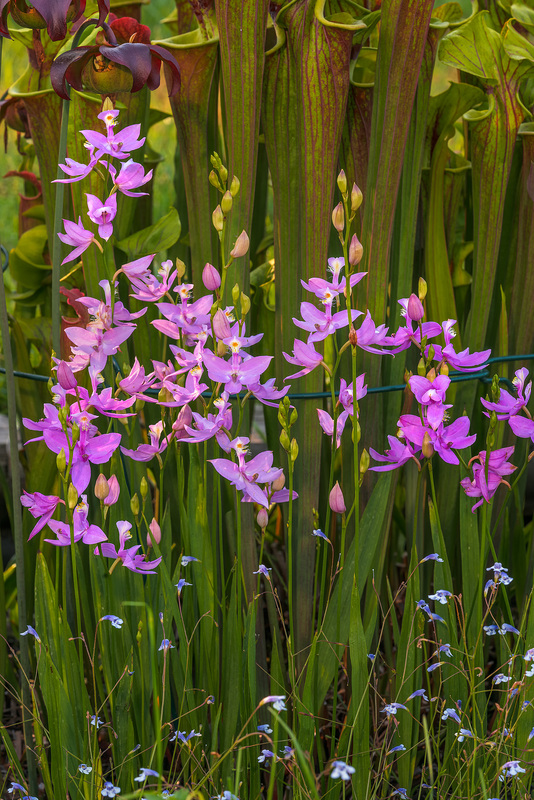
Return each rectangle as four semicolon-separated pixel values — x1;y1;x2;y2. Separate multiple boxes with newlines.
147;518;161;548
173;404;192;434
57;361;77;390
56;448;67;475
230;230;250;259
418;277;427;301
67;482;78;509
289;407;298;426
407;293;425;322
329;481;346;514
202;262;221;291
221;190;233;214
240;292;251;317
104;475;120;506
272;473;285;492
102;96;114;113
71;422;80;445
257;508;269;529
175;258;187;279
353;419;361;443
349;233;363;265
427;367;436;382
337;169;347;195
349;325;358;347
290;438;299;462
209;169;222;190
58;405;69;426
135;397;145;413
230;175;240;196
213;308;231;340
351;183;363;213
360;448;370;476
280;429;290;452
440;361;448;376
232;283;241;306
219;163;228;183
217;339;227;357
130;492;140;518
212;205;224;232
417;358;426;376
427;344;435;363
95;473;110;501
140;476;148;501
158;387;173;405
332;202;345;233
422;432;434;459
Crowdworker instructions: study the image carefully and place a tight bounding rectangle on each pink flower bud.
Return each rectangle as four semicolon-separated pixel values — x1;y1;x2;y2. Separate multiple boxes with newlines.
230;230;250;258
406;293;425;322
329;481;346;514
202;262;221;291
94;473;110;501
213;308;231;340
147;518;161;547
56;360;77;390
104;474;120;506
173;404;192;440
257;508;269;529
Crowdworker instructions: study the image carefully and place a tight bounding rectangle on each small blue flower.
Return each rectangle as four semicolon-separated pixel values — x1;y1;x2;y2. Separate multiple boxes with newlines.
406;689;428;702
420;553;443;563
176;579;192;594
500;760;525;779
416;600;431;614
101;782;120;798
258;749;275;764
257;724;273;734
171;729;201;744
212;793;239;800
368;653;376;661
382;703;407;717
158;639;175;651
281;745;294;759
428;590;452;605
261;695;287;712
441;708;461;724
501;623;520;635
387;744;406;755
330;760;355;781
90;715;103;728
101;615;124;629
20;626;40;643
78;764;92;774
427;662;443;673
484;624;500;636
134;767;160;781
312;529;329;541
207;695;215;704
438;643;452;657
181;555;200;566
392;790;409;799
492;673;512;685
8;782;37;798
253;565;272;578
455;728;473;742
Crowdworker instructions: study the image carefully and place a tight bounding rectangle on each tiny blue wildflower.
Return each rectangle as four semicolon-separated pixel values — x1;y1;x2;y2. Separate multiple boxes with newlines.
441;708;461;724
8;782;36;798
492;673;512;685
484;624;499;636
101;615;124;629
523;700;532;710
382;703;407;717
427;662;443;673
331;760;355;780
101;782;120;797
258;749;275;764
487;562;513;586
429;612;445;623
392;790;409;799
207;695;215;704
20;626;40;643
158;639;174;651
253;565;272;578
261;695;287;711
176;579;192;594
134;767;160;781
212;793;239;800
368;653;376;661
500;760;526;779
416;600;431;614
528;726;534;741
420;553;443;563
312;529;329;541
455;728;473;742
387;744;407;755
257;724;273;734
428;590;452;605
171;729;201;744
181;555;200;566
78;764;92;774
501;623;520;635
90;715;103;728
438;643;452;657
281;745;294;759
508;685;520;697
406;689;428;702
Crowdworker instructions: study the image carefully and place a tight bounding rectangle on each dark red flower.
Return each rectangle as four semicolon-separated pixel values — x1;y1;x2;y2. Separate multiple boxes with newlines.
0;0;110;41
50;17;180;99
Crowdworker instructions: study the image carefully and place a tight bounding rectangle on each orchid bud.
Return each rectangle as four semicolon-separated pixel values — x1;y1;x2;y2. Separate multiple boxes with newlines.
71;422;80;446
230;175;240;196
427;367;436;382
95;473;110;501
337;169;347;195
418;277;427;301
56;448;67;475
102;96;114;113
232;283;241;306
209;169;222;190
407;293;425;322
353;419;361;443
130;493;140;518
175;258;186;279
360;448;370;476
147;518;161;548
213;308;231;340
67;483;78;510
289;407;298;426
140;476;148;501
329;481;346;514
422;432;434;459
290;438;299;462
240;292;251;318
427;344;435;362
417;358;426;376
57;361;77;390
173;404;192;434
257;508;269;529
212;205;224;232
58;405;69;426
351;183;363;213
158;387;173;405
272;473;285;492
230;231;250;258
217;339;227;357
135;398;145;413
332;202;344;233
202;262;221;291
440;362;449;376
349;325;358;348
349;233;363;265
104;475;120;506
219;163;228;183
221;190;233;214
280;429;290;452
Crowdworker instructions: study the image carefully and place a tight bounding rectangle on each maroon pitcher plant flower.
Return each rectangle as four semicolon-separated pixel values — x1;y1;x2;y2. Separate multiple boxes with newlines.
0;0;109;41
50;16;180;99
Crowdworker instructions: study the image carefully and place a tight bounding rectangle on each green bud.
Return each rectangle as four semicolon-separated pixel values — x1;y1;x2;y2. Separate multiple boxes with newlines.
140;476;148;501
486;428;495;449
337;169;347;195
210;152;222;170
360;448;370;476
290;438;299;462
95;473;110;501
219;164;228;184
232;283;241;306
489;410;498;429
417;358;426;376
221;190;233;214
422;432;434;459
135;397;145;413
130;492;140;518
58;405;69;427
351;183;363;213
230;175;240;197
418;277;427;301
240;292;251;317
280;429;290;452
208;169;222;190
71;422;80;446
427;344;435;363
56;448;67;475
354;419;361;443
212;205;224;232
175;258;187;279
332;201;344;233
67;482;78;509
289;407;298;426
